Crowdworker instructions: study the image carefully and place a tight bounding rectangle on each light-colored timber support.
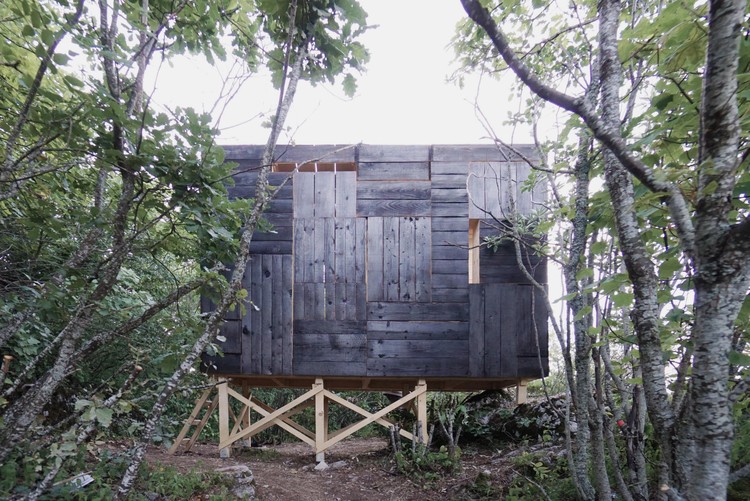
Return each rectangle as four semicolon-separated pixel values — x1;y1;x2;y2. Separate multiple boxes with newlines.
169;378;429;458
516;380;529;405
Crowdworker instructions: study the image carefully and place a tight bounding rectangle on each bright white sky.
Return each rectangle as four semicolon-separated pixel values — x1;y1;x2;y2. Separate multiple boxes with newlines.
150;0;534;146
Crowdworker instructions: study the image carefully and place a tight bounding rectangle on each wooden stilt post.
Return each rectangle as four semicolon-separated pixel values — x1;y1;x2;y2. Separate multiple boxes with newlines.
314;378;326;464
218;379;231;458
516;380;528;405
416;379;427;444
241;381;252;448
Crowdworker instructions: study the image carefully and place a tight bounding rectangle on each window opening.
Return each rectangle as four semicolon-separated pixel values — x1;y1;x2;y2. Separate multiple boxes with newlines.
469;219;480;284
273;162;357;173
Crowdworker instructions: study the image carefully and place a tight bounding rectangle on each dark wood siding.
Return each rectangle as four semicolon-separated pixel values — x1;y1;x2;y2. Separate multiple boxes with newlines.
203;145;549;383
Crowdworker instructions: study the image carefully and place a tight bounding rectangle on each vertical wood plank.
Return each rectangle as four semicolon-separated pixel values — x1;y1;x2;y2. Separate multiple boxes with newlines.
325;282;336;320
312;283;326;320
293;218;304;288
484;283;502;376
485;162;502;219
334;219;345;284
399;217;416;301
414;216;431;302
467;162;485;219
384;217;400;301
272;254;283;374
241;259;254;373
354;217;366;285
335;171;356;217
293;173;315;218
499;284;518;376
343;218;355;284
366;217;384;302
469;284;485;377
312;217;325;283
335;282;347;320
515;161;533;215
315;172;336;217
261;254;273;374
251;257;262;373
324;217;336;286
282;255;293;374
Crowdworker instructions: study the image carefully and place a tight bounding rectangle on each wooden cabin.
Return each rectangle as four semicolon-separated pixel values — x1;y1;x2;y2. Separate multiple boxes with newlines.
177;144;549;458
202;144;548;389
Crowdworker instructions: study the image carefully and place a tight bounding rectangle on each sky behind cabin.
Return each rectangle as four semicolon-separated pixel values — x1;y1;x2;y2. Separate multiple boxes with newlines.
149;1;535;146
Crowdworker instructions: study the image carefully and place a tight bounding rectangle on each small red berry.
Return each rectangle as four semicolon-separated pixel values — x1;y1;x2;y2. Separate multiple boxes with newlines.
617;419;626;428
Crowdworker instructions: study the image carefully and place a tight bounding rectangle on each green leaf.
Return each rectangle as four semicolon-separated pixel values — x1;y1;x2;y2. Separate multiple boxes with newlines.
342;73;357;97
95;407;114;428
729;351;750;367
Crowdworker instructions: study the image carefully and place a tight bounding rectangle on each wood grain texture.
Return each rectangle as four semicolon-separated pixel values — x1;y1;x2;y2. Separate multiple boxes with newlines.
356;199;431;217
358;144;430;162
358;162;430;181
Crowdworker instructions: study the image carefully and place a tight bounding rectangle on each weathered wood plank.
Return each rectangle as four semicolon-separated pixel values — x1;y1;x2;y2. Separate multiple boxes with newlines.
483;162;504;219
249;241;293;255
515;162;533;215
324;218;336;285
431;217;469;231
431;288;470;303
295;320;366;334
498;284;518;377
483;284;501;376
399;217;416;301
266;199;293;214
432;273;468;289
368;339;467;358
430;161;469;175
432;203;469;217
218;320;242;354
295;332;366;352
367;302;469;322
271;255;283;374
367;321;469;340
468;162;485;219
315;172;336;217
431;144;538;162
325;282;336;320
432;258;468;275
431;188;468;203
261;255;273;374
354;217;366;285
357;181;431;200
358;162;430;181
469;285;485;377
294;360;366;376
336;171;357;217
293;173;315;217
432;245;467;260
358;144;430;162
312;218;325;283
366;357;469;377
431;231;466;246
356;199;431;217
383;217;399;301
250;257;262;373
274;144;357;163
366;217;384;302
282;255;293;374
517;356;548;377
431;175;468;188
415;217;431;302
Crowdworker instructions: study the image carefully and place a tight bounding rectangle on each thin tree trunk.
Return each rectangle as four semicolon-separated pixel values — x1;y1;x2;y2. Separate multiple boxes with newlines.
113;9;306;496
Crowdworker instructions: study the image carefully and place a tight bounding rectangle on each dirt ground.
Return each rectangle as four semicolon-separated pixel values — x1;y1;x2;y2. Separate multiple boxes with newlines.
145;438;509;501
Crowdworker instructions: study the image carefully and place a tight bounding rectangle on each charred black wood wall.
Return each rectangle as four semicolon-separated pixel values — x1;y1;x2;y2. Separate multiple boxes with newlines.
203;144;549;383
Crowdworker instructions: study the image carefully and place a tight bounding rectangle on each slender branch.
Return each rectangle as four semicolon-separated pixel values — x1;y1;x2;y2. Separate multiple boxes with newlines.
460;0;696;259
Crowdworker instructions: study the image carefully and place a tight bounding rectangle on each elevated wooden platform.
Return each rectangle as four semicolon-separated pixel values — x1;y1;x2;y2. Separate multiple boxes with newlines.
169;377;531;460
